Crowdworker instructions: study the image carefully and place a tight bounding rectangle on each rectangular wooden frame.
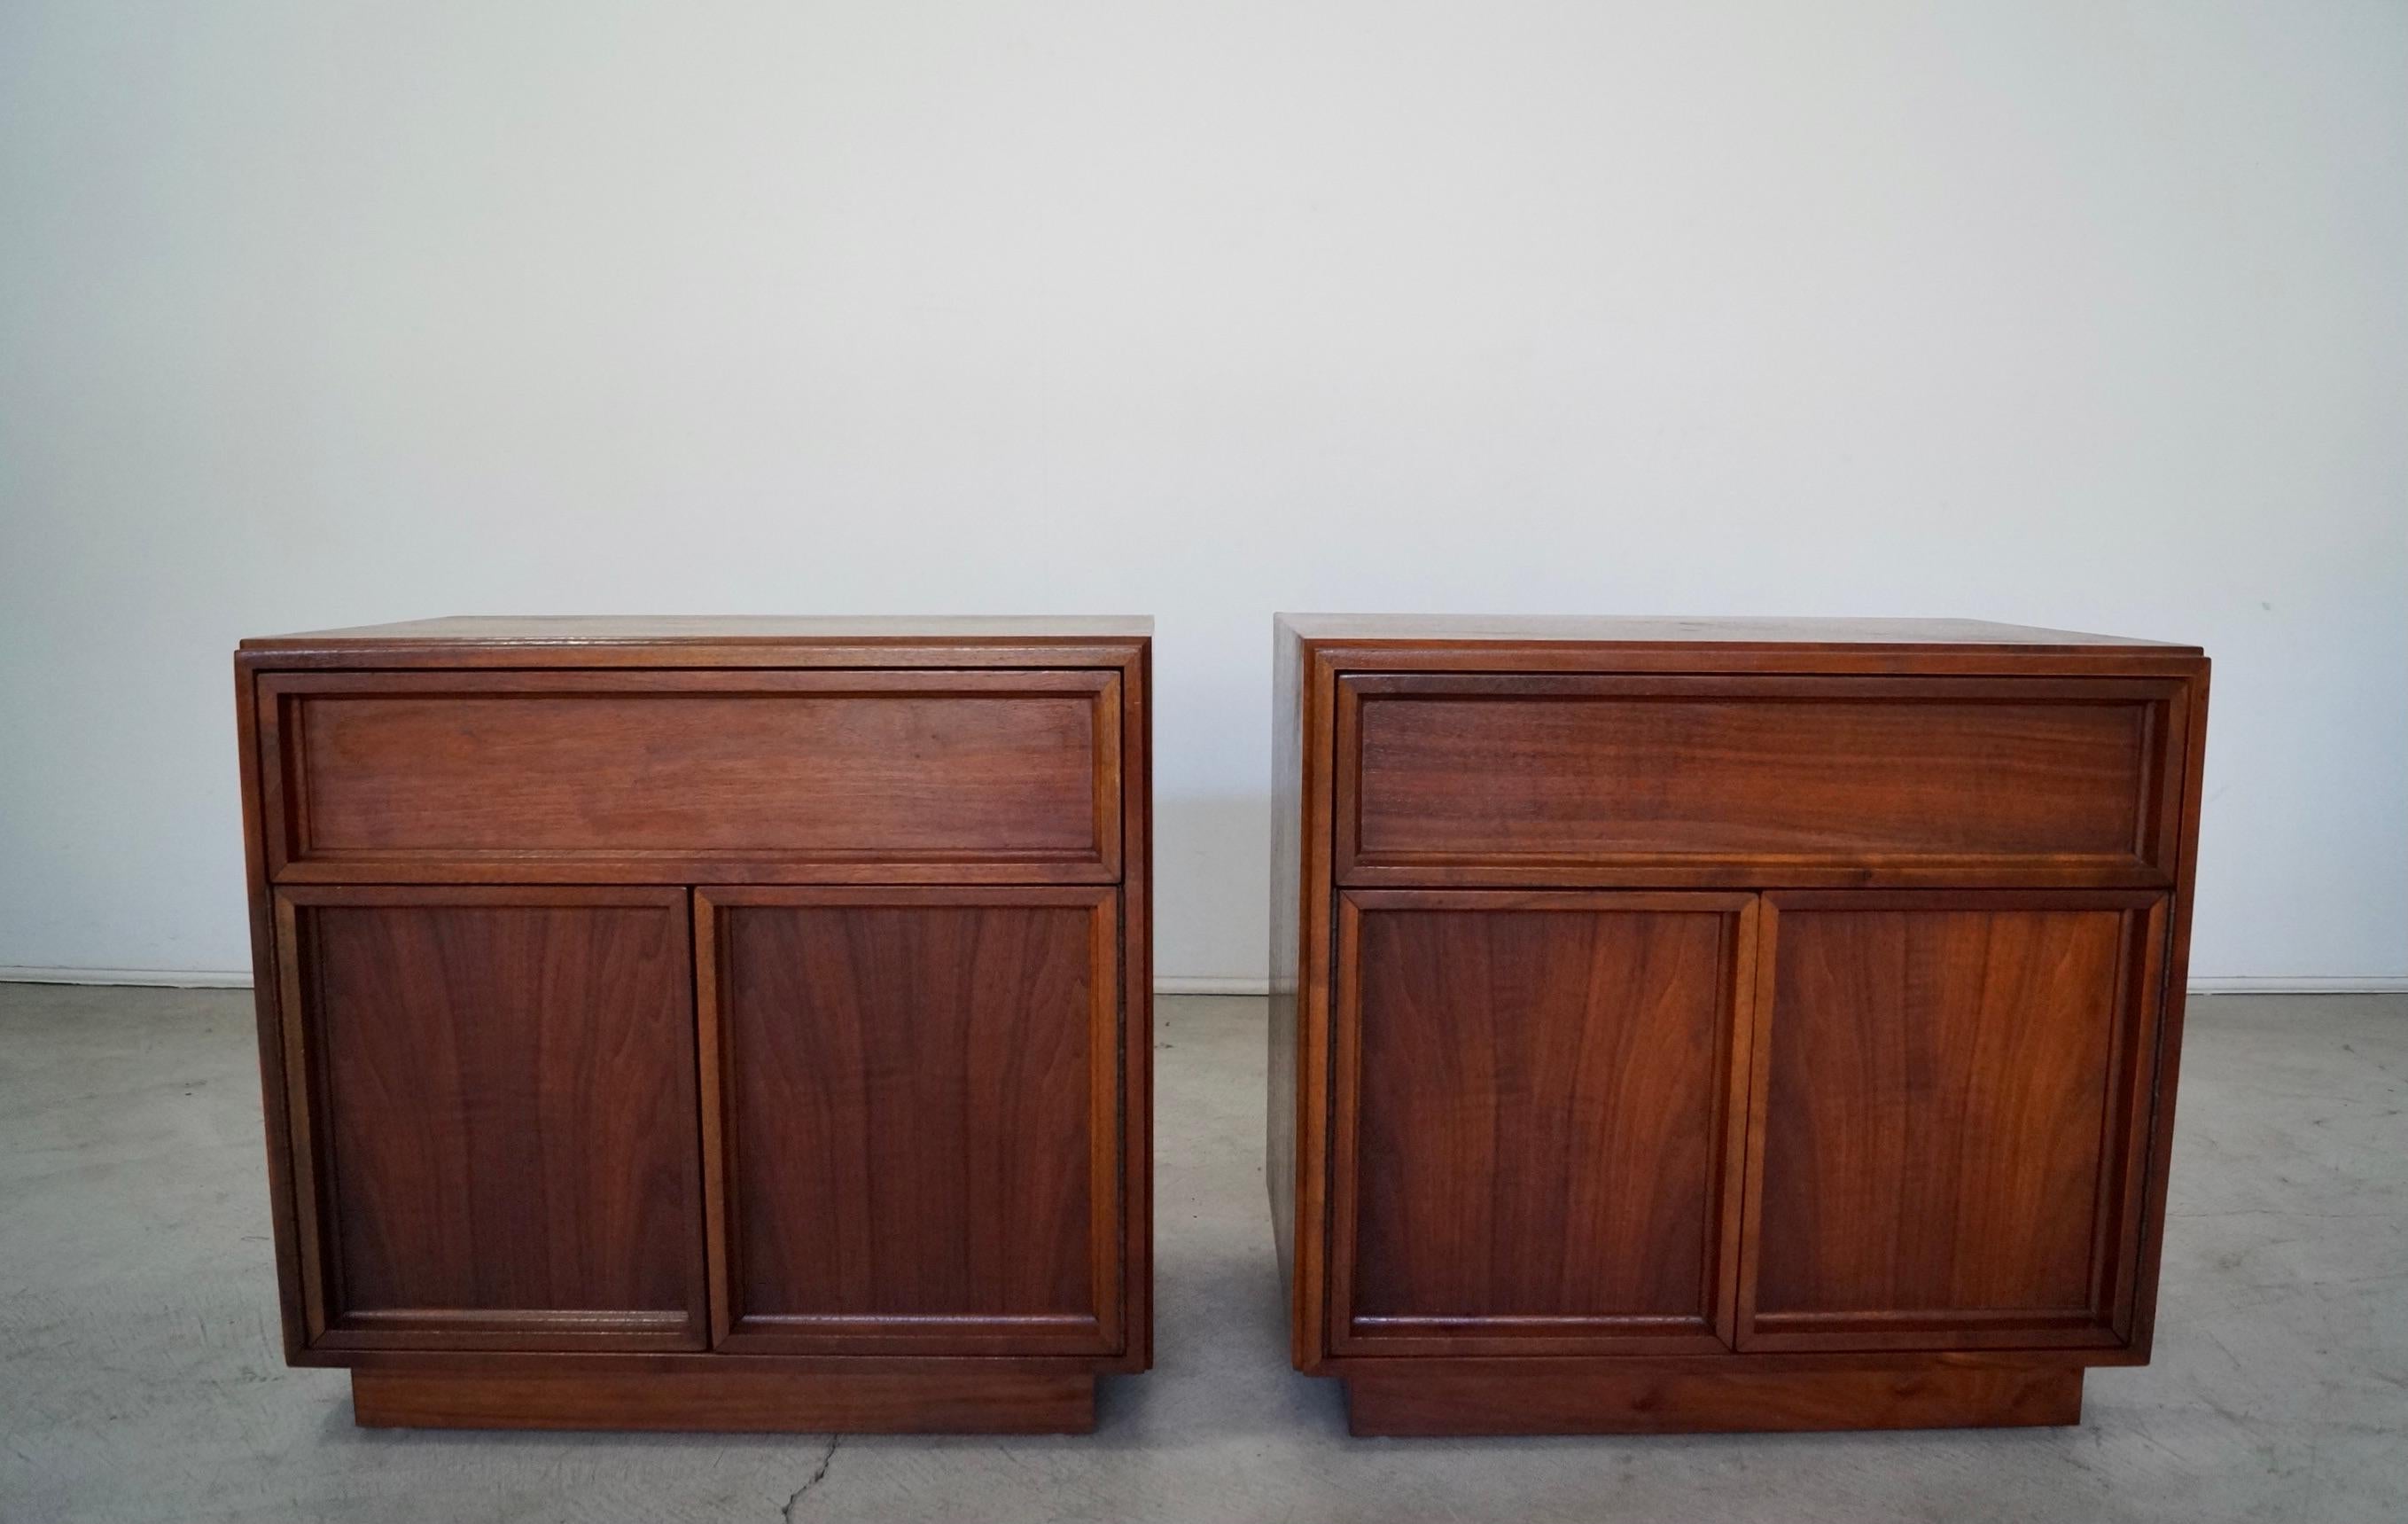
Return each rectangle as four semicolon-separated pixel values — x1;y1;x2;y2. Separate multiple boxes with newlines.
1332;672;2186;889
237;623;1153;1400
272;883;710;1354
1325;889;1759;1357
1271;619;2210;1389
254;668;1122;885
1732;888;2172;1353
693;885;1126;1357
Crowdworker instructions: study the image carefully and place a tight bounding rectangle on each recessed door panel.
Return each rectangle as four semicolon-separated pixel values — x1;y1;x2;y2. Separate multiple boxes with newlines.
699;887;1121;1355
1329;891;1756;1356
1737;891;2167;1351
275;887;707;1351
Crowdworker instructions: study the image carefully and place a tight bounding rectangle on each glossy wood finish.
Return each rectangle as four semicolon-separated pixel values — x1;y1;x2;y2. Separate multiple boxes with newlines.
1271;614;2209;1434
237;617;1151;1432
1344;1363;2084;1437
252;614;1155;645
1264;615;1318;1340
700;888;1119;1355
352;1370;1097;1434
1329;892;1752;1355
275;887;706;1351
1739;892;2167;1352
1338;675;2180;885
258;669;1118;883
239;615;1152;674
1275;615;2206;681
1275;614;2182;647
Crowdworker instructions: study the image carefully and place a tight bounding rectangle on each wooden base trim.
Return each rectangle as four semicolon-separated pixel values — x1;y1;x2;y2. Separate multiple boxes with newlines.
351;1369;1097;1434
1343;1364;2083;1436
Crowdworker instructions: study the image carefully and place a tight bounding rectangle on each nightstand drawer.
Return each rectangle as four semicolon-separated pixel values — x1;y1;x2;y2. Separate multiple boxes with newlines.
1335;673;2184;887
258;668;1119;882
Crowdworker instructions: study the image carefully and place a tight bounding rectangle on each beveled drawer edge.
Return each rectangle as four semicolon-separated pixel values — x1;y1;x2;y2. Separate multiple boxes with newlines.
251;665;1126;886
1329;670;2186;888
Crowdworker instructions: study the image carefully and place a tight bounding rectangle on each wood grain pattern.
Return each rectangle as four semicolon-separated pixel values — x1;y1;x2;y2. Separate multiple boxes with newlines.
701;888;1119;1356
238;616;1153;676
1329;892;1752;1355
1738;892;2167;1351
276;887;706;1350
1266;621;1306;1317
237;621;1152;1430
1114;638;1155;1372
351;1370;1097;1433
248;614;1151;645
261;669;1118;881
235;664;310;1361
1339;674;2176;883
2124;668;2209;1359
1284;640;1344;1370
1344;1364;2083;1436
1277;614;2183;647
1276;614;2205;683
1270;615;2207;1434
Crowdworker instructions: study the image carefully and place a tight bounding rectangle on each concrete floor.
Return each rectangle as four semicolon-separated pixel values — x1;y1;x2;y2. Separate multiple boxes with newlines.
1;988;2402;1523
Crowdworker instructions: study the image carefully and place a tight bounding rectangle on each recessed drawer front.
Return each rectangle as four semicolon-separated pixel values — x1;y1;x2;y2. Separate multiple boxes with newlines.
259;669;1120;883
1336;674;2184;887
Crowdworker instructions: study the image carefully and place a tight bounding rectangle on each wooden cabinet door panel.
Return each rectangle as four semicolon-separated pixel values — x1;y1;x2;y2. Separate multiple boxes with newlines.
699;887;1121;1355
274;887;707;1351
1738;891;2168;1352
1329;891;1756;1356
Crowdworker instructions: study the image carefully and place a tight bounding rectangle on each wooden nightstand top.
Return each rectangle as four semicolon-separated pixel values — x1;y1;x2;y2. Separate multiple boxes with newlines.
1276;614;2193;651
244;614;1151;649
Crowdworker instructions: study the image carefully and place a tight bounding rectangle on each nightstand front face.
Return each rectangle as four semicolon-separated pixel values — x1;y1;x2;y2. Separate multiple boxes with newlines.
236;619;1154;1426
1328;891;1755;1356
1270;619;2209;1430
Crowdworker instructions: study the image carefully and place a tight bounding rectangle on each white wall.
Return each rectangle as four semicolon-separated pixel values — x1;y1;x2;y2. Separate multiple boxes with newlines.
3;1;2403;988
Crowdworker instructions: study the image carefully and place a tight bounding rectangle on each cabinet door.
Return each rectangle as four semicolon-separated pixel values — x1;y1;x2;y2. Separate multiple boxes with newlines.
273;887;707;1351
1737;891;2168;1351
1328;891;1757;1356
698;887;1121;1355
